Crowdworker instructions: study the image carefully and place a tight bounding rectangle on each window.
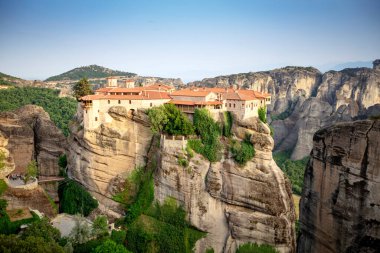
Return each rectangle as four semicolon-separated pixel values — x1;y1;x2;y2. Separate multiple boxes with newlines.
129;100;131;104
225;103;227;107
85;110;87;114
118;100;121;104
150;103;153;107
108;100;110;104
95;117;98;121
229;103;231;107
233;103;235;108
98;109;99;112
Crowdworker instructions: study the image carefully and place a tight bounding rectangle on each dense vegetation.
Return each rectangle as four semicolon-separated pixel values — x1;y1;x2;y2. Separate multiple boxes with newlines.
273;150;309;195
188;108;222;162
230;136;255;165
147;104;194;136
0;87;77;136
0;72;20;86
58;179;98;216
258;106;267;123
45;64;136;81
236;242;279;253
0;234;65;253
126;199;205;253
222;111;233;137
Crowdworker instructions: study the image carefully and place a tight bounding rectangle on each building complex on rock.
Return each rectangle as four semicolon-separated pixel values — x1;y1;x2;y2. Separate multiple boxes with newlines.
80;77;271;130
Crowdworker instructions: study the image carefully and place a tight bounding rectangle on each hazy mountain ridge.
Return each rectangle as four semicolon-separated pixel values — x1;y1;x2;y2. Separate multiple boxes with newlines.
45;64;137;82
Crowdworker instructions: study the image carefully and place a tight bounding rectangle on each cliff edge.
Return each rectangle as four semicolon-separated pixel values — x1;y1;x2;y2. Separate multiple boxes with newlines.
297;120;380;253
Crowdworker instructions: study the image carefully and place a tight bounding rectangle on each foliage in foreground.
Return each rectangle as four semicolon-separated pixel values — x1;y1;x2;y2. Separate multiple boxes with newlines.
93;239;131;253
273;150;309;195
147;104;194;136
58;179;98;216
0;234;65;253
126;198;206;253
236;242;279;253
0;209;39;235
21;218;61;243
0;87;77;136
188;108;222;162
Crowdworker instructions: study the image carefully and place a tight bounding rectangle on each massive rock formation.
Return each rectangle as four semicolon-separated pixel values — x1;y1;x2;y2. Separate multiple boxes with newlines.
0;105;66;177
297;120;380;253
189;60;380;160
67;106;154;218
155;116;296;253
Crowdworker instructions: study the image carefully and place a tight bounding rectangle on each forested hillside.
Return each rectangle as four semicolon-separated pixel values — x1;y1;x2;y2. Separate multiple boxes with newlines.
0;87;76;136
45;65;137;81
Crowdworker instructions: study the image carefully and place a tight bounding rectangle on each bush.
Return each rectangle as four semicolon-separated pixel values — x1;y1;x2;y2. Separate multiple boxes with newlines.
0;210;39;235
230;138;255;165
58;180;98;216
21;218;61;243
92;215;109;239
236;242;279;253
0;234;65;253
0;179;7;196
25;159;38;183
58;154;67;169
147;104;194;136
0;199;7;211
258;106;267;123
111;230;126;245
178;156;189;168
93;239;131;253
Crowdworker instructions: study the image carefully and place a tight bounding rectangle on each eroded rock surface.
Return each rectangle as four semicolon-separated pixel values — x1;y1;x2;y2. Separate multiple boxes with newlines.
154;117;296;253
67;106;154;218
297;120;380;253
0;105;66;177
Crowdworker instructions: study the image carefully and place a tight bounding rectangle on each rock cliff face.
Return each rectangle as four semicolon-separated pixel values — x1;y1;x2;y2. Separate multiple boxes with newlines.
154;116;296;253
0;105;66;177
190;61;380;160
297;120;380;253
67;106;154;218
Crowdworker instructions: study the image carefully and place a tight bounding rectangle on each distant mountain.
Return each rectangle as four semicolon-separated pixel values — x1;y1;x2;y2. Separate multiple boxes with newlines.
45;64;137;82
318;61;373;72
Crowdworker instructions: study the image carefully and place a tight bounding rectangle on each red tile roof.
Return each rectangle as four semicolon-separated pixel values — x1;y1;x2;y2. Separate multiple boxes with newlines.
168;100;222;106
171;89;213;97
80;91;171;101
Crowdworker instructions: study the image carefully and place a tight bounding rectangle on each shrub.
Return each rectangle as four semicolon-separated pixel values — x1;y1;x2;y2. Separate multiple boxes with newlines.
92;215;109;239
58;180;98;216
0;199;7;211
0;150;5;172
258;106;267;123
0;234;65;253
236;242;279;253
230;138;255;165
21;218;61;243
25;160;38;183
111;230;126;245
178;156;189;168
0;179;7;196
205;248;215;253
93;239;131;253
58;154;67;169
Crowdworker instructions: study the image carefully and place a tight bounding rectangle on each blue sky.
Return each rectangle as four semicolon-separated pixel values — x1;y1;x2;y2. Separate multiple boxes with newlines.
0;0;379;82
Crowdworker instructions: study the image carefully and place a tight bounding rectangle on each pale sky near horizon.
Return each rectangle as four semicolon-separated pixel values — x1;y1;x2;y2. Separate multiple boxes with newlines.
0;0;379;82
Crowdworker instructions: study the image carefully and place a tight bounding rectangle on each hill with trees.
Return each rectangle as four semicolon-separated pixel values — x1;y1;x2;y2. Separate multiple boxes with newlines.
45;65;137;81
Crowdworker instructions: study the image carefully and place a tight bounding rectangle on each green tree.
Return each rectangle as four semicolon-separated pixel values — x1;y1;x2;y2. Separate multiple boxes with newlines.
24;160;38;184
111;230;126;245
163;104;194;136
0;234;65;253
258;106;267;123
92;215;109;239
93;239;131;253
58;180;98;216
21;218;61;243
69;216;92;244
73;77;93;100
147;106;168;133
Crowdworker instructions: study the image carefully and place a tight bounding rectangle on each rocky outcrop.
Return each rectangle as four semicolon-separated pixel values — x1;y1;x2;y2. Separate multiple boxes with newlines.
154;116;296;253
67;106;154;218
297;120;380;253
189;66;322;115
189;61;380;160
0;105;66;177
2;185;57;218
